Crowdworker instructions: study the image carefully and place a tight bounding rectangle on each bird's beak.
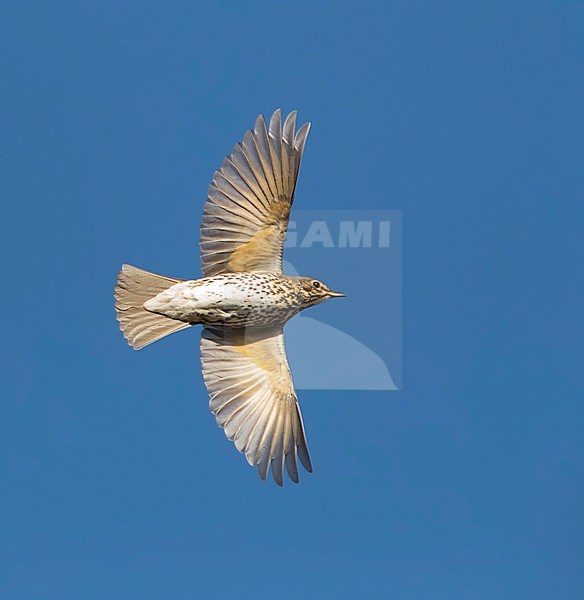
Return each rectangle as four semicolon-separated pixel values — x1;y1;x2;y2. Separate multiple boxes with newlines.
327;291;346;298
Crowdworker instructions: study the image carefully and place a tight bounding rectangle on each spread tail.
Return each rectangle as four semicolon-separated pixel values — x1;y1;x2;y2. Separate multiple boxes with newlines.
114;264;190;350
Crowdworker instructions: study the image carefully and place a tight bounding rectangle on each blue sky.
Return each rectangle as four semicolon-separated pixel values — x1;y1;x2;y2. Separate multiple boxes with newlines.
1;1;582;598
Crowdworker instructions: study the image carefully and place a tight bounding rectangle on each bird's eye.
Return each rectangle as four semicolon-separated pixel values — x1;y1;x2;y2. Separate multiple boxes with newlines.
312;281;321;289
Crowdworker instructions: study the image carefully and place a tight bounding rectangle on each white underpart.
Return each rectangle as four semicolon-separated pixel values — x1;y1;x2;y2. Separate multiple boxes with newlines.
143;279;256;322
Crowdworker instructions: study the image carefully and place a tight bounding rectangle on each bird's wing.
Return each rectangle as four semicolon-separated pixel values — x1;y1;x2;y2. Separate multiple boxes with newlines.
200;325;313;485
200;109;310;276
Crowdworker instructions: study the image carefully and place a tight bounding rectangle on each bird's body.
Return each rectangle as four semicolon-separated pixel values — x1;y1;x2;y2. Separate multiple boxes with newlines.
143;272;324;328
115;109;343;485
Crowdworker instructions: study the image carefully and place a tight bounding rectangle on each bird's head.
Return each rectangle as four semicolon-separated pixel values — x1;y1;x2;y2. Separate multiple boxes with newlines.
297;277;345;309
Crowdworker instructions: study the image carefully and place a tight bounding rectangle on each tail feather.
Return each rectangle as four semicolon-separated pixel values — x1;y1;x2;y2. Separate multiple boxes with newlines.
115;264;191;350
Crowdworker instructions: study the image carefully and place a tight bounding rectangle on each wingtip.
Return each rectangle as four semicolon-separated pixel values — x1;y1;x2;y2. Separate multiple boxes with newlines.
294;121;311;153
283;111;297;145
254;113;266;132
297;446;313;474
284;109;298;125
269;108;283;138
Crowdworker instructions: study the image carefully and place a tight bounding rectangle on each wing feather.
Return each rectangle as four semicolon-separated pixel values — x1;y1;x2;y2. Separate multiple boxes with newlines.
200;109;310;276
242;131;273;203
200;326;312;485
253;115;279;198
269;417;285;486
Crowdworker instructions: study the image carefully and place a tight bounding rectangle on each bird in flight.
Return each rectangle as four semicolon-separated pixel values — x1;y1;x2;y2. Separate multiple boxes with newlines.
114;109;344;485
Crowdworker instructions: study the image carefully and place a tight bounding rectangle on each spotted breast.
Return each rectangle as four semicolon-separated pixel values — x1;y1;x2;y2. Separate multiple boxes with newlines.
143;271;304;327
